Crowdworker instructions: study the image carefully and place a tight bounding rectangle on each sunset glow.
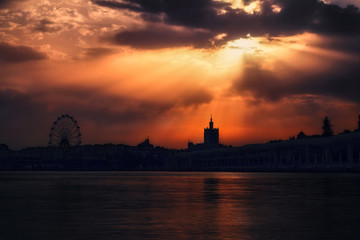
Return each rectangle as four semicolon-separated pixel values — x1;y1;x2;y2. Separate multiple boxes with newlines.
1;0;359;149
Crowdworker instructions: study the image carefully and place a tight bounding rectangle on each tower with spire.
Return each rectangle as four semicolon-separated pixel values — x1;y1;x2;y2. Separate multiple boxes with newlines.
204;115;219;146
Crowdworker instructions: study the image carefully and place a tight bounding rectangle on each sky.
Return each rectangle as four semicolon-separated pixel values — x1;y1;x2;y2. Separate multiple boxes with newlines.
0;0;359;149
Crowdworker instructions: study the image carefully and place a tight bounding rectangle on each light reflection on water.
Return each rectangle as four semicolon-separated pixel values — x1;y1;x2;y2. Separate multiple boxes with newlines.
0;172;360;240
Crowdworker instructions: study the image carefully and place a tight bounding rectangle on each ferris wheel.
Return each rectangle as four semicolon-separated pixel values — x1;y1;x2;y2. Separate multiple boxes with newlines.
49;114;81;151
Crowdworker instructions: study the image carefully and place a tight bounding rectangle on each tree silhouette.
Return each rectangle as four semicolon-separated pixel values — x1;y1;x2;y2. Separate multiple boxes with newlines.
322;116;333;136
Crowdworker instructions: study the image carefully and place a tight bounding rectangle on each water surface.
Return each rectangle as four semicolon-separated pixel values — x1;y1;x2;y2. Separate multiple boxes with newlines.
0;172;359;240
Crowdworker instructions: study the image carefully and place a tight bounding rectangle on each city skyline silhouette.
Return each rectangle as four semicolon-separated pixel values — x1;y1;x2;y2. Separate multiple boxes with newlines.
1;112;359;151
1;112;360;172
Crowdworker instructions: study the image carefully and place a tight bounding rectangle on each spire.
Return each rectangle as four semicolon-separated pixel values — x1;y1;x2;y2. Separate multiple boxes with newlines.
209;114;213;129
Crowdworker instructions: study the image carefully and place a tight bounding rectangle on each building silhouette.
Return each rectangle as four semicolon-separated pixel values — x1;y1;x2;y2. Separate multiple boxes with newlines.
137;138;154;148
204;115;219;146
187;115;222;151
297;130;307;139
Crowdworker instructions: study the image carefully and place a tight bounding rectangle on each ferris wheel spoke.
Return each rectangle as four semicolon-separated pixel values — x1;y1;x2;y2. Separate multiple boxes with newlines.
52;133;63;139
68;135;80;140
69;124;79;134
70;130;80;138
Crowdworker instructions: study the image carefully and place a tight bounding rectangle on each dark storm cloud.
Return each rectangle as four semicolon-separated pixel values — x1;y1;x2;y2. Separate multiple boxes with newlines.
0;42;47;63
93;0;360;49
311;35;360;55
178;88;213;107
92;0;143;12
93;0;229;25
266;0;359;35
233;62;283;102
45;86;213;116
232;58;360;103
113;26;214;49
43;87;175;125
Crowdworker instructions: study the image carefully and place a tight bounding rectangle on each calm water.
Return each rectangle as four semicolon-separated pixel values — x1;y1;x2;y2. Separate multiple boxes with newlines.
0;172;360;240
